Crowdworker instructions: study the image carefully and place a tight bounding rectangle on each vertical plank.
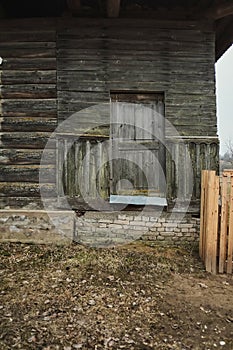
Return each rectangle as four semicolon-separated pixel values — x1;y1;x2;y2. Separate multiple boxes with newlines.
205;171;218;273
74;141;80;195
219;175;228;273
57;138;65;205
84;140;90;197
227;176;233;274
211;175;220;274
199;170;208;260
63;139;68;195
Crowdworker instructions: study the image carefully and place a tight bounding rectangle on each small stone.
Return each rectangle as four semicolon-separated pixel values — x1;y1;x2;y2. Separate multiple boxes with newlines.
219;341;226;346
28;335;36;343
107;275;115;281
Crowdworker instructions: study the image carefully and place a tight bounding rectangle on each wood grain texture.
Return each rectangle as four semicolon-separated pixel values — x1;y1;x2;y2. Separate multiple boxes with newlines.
0;21;57;208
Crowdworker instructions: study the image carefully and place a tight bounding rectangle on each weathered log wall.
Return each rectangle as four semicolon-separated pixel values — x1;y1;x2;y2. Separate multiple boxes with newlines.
0;18;219;210
0;19;57;208
57;18;217;138
56;18;218;210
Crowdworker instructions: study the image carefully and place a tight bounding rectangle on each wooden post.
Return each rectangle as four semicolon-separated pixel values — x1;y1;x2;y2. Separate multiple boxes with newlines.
212;175;220;274
107;0;121;18
227;176;233;274
206;3;233;19
219;175;228;273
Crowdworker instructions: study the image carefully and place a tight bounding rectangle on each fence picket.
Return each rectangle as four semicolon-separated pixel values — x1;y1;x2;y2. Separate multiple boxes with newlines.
227;177;233;274
205;171;218;273
200;170;233;275
199;170;208;260
219;175;228;273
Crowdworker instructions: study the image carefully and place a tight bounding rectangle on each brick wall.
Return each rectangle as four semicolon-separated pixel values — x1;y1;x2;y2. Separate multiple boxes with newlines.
75;212;200;247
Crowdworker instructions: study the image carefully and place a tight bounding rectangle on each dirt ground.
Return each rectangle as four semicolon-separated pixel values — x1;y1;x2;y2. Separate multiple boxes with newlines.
0;241;232;350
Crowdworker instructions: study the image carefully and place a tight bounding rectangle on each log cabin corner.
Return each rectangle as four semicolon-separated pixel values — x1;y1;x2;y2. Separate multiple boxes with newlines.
0;0;232;245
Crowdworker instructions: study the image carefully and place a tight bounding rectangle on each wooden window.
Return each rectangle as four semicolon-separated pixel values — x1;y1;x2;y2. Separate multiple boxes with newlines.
110;92;166;205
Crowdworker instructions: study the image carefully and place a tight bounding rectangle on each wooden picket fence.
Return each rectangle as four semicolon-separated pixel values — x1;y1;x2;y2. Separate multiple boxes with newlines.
199;170;233;274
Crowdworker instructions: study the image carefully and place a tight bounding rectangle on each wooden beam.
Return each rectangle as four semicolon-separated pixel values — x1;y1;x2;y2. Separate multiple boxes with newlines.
215;18;233;60
207;2;233;20
67;0;81;13
107;0;121;18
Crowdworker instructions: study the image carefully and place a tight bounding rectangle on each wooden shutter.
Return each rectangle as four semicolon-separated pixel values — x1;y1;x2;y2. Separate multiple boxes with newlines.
110;93;166;205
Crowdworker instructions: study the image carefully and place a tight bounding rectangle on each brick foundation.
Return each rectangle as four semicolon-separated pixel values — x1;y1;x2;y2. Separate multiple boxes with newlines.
0;210;200;245
75;211;200;247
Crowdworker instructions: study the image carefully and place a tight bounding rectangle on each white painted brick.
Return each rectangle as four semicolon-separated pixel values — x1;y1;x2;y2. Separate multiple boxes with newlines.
109;224;122;229
85;219;97;223
133;216;142;221
158;218;165;223
133;221;146;226
141;216;150;222
178;223;193;228
145;222;156;227
150;223;162;228
149;217;158;222
149;227;159;232
163;227;175;232
181;228;189;233
174;228;181;233
131;226;148;231
123;225;131;230
118;214;127;220
163;223;178;228
176;232;183;237
114;219;130;225
160;231;174;237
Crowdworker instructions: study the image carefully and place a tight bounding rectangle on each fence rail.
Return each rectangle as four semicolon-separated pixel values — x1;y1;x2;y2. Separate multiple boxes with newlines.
200;170;233;274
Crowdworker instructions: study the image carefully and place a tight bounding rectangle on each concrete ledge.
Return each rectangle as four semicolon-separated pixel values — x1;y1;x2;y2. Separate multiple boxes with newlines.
0;210;75;244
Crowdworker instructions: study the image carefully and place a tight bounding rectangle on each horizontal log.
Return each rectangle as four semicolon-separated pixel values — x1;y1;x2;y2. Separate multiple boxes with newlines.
57;70;213;84
0;165;55;183
1;58;56;70
0;149;55;165
57;40;208;53
58;91;109;102
57;48;212;61
56;60;211;73
57;27;204;41
0;31;56;42
0;48;56;59
0;99;57;117
57;80;214;95
1;84;57;99
0;132;55;149
0;41;55;49
0;117;57;132
1;70;56;84
0;182;56;197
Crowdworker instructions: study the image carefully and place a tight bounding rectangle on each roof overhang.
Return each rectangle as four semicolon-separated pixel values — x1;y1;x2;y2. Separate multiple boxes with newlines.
0;0;232;60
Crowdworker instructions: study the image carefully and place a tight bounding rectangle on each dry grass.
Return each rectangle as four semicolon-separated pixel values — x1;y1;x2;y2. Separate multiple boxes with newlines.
0;242;232;349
